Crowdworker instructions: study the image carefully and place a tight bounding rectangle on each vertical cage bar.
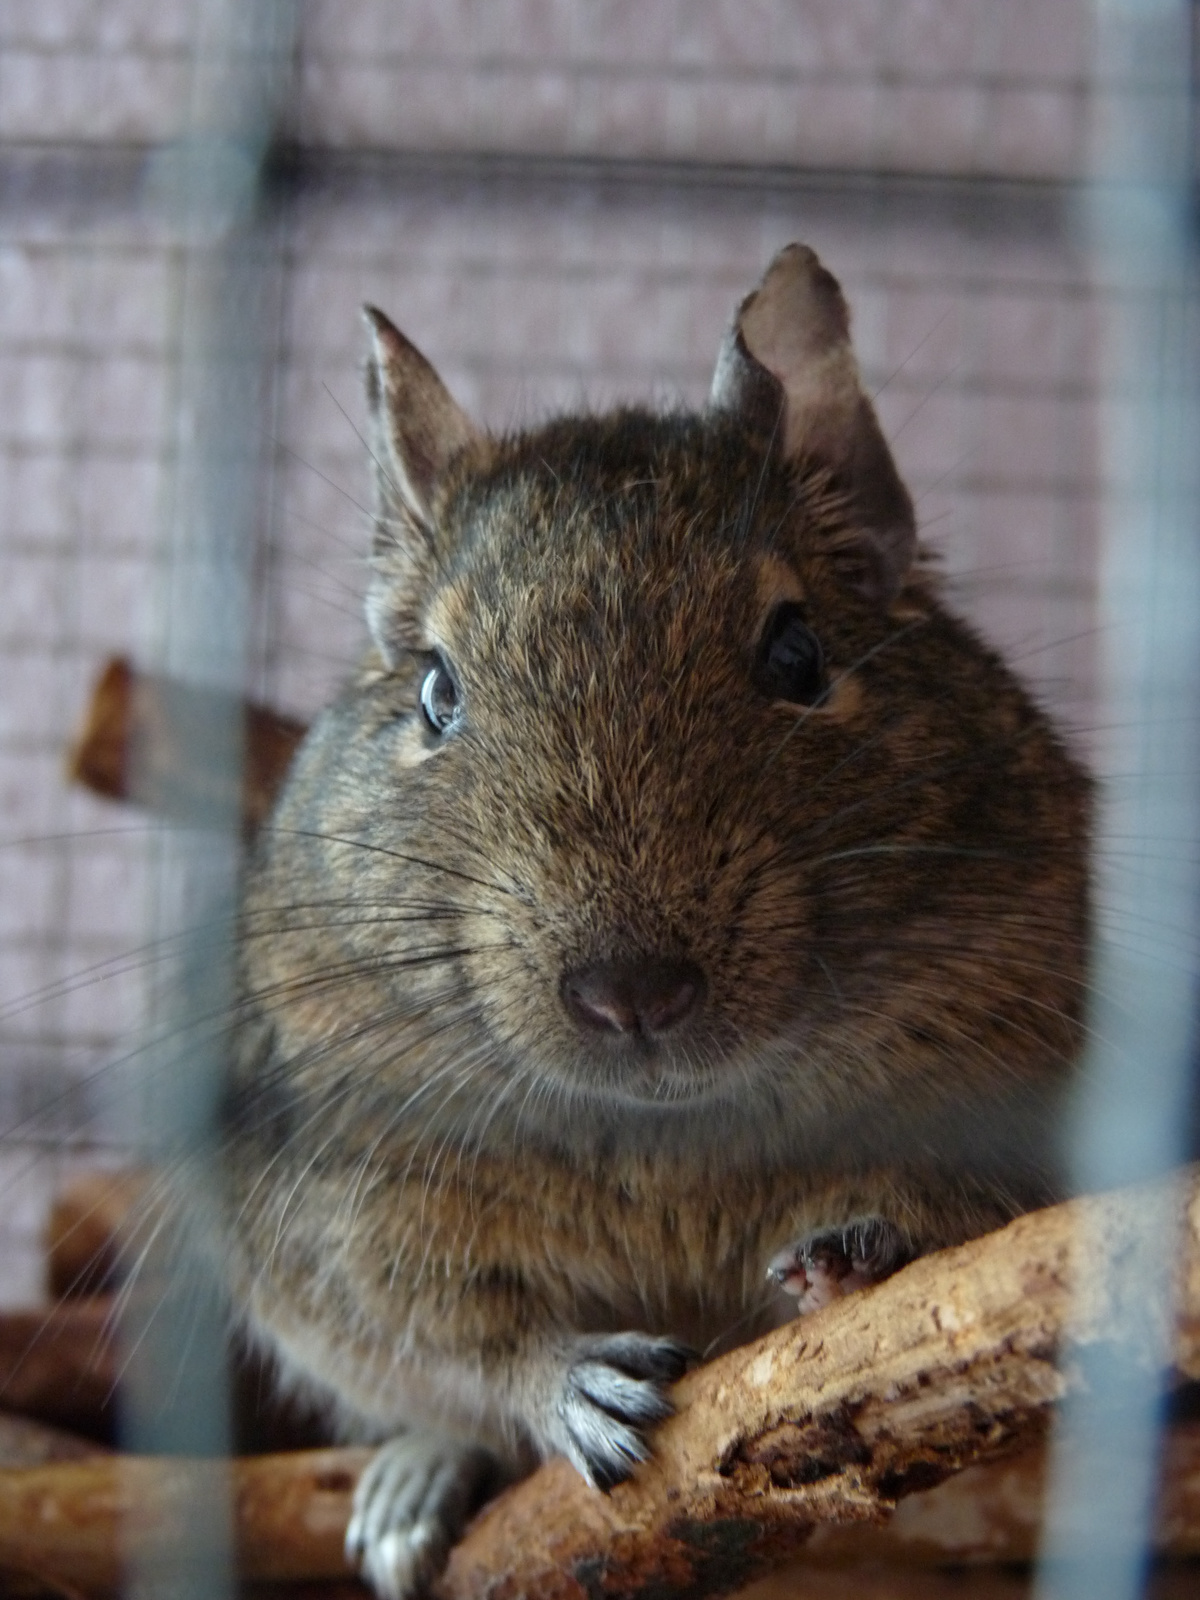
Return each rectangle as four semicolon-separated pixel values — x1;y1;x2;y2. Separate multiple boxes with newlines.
118;3;296;1597
1035;3;1200;1596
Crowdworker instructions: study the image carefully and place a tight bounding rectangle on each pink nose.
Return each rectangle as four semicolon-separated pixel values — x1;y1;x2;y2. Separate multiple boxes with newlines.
560;959;705;1037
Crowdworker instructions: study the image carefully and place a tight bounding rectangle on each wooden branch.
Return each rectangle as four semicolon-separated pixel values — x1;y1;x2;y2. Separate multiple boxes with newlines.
1;1173;1199;1596
436;1171;1200;1600
67;657;306;831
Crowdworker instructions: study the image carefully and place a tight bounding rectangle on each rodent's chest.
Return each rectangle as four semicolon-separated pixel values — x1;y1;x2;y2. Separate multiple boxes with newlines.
407;1149;795;1334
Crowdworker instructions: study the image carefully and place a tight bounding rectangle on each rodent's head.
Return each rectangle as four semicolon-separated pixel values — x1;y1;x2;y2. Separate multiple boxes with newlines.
248;246;1088;1163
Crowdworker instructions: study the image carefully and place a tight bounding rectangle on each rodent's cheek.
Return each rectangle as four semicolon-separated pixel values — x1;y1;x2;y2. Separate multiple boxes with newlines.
384;717;450;768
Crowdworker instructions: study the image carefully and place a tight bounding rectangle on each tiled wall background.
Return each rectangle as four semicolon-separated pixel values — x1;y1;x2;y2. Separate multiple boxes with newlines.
1;0;1093;177
0;2;1103;1288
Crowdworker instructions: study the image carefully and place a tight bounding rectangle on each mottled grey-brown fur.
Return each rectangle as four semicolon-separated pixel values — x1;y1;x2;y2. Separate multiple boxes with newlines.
212;245;1089;1598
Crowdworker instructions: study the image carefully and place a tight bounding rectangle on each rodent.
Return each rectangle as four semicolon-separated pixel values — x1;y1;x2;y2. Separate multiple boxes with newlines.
212;244;1090;1597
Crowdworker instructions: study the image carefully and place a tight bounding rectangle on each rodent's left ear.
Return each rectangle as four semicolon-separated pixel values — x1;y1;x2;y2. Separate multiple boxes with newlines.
363;308;479;533
362;309;482;662
709;244;916;604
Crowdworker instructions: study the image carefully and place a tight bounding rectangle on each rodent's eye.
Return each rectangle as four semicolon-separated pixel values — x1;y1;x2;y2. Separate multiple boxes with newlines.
419;656;461;734
754;602;826;706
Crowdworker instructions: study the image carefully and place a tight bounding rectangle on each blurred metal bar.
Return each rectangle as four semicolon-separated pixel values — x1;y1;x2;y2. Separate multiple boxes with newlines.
117;3;296;1598
1035;3;1200;1597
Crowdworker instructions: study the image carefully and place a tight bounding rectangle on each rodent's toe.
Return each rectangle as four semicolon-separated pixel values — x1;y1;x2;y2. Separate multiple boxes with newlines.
556;1332;693;1490
585;1331;696;1383
346;1435;494;1600
572;1358;675;1425
360;1521;444;1600
559;1385;652;1489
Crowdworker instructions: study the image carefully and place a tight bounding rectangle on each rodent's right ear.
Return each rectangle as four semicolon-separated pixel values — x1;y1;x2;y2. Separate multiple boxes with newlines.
362;308;480;660
709;245;916;605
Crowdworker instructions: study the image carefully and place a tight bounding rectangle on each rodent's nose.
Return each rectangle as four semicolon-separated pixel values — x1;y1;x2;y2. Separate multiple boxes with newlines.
560;958;705;1037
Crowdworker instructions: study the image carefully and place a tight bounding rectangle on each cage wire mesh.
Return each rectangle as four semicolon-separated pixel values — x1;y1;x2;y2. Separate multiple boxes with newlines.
0;1;1197;1597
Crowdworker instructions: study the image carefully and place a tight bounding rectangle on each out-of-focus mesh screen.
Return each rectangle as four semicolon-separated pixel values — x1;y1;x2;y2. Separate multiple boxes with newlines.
0;0;1111;1291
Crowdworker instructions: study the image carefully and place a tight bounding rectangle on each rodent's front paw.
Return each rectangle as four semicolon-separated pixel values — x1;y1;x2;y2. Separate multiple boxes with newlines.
767;1217;911;1315
551;1332;693;1491
345;1434;494;1600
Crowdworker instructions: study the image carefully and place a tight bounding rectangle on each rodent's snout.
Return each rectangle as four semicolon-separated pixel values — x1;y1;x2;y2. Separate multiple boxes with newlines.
560;958;706;1039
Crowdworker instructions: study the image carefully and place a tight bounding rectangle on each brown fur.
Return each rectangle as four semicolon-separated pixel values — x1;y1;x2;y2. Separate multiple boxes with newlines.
213;249;1089;1487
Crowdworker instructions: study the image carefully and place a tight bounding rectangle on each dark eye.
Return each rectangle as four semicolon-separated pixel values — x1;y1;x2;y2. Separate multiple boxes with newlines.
755;602;826;705
419;657;461;734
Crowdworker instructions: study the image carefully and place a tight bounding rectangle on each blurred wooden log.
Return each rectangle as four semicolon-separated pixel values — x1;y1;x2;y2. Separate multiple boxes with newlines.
41;1167;328;1455
0;1447;372;1596
67;656;306;831
0;1301;117;1440
1;1174;1199;1597
0;1413;108;1468
44;1171;150;1301
0;1413;108;1588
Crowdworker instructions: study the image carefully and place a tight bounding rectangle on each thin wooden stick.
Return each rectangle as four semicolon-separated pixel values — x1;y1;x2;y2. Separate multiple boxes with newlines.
67;656;306;831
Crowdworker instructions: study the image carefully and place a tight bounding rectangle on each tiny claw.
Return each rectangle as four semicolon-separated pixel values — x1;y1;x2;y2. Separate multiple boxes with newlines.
766;1252;810;1298
767;1218;912;1315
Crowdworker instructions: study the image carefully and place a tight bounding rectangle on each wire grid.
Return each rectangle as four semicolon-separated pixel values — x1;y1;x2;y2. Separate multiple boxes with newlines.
0;156;173;1300
9;40;1190;1600
4;6;1197;1598
0;2;1106;1298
